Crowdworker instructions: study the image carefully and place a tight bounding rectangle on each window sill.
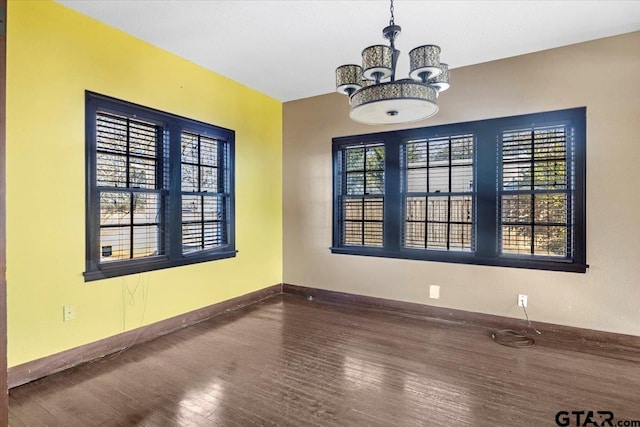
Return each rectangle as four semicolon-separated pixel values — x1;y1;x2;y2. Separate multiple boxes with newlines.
84;249;238;282
330;247;587;273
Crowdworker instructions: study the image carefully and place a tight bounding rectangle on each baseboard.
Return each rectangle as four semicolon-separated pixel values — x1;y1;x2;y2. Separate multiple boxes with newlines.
8;284;282;389
282;283;640;352
10;282;639;389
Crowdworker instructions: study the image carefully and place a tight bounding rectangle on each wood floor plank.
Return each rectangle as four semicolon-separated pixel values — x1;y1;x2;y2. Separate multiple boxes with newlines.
9;295;640;426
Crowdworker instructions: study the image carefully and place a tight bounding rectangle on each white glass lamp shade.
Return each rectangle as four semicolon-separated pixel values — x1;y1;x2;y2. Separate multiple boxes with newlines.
336;64;363;95
349;79;438;125
409;45;442;82
428;63;450;93
361;45;393;81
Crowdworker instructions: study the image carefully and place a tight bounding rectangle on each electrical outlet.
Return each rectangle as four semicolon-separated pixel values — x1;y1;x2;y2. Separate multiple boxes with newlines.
429;285;440;299
517;294;528;308
63;305;75;322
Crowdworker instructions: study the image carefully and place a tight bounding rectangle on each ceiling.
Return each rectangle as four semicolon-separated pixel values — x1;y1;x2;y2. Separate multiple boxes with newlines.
56;1;640;102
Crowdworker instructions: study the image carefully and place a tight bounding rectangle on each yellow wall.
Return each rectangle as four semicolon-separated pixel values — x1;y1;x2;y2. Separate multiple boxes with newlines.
6;1;282;366
283;32;640;337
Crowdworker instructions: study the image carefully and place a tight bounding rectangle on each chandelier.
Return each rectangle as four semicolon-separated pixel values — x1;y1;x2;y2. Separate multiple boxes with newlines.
335;0;450;125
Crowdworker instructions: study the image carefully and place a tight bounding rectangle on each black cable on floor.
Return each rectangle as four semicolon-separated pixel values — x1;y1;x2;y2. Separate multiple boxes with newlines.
491;329;536;347
491;304;541;348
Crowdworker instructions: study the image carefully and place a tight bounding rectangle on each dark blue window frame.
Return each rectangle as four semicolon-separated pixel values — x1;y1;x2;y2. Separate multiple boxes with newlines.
85;92;236;281
331;107;587;273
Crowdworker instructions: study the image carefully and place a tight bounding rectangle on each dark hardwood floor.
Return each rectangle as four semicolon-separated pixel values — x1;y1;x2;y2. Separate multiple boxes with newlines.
8;294;640;426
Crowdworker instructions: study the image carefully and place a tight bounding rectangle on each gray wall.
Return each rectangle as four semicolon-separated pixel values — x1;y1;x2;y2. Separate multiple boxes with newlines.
283;32;640;336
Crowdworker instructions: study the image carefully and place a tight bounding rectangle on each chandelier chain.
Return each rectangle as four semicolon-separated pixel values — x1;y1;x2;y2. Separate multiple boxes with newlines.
389;0;395;26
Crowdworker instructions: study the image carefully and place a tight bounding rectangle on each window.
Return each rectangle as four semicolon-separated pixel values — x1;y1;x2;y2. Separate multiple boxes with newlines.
95;112;162;263
332;108;586;272
336;143;385;246
403;134;474;251
500;125;572;257
85;92;235;280
180;131;230;254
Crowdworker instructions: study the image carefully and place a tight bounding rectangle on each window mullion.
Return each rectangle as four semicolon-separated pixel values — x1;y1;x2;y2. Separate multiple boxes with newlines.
384;137;401;252
475;127;498;258
167;121;183;261
446;137;452;250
